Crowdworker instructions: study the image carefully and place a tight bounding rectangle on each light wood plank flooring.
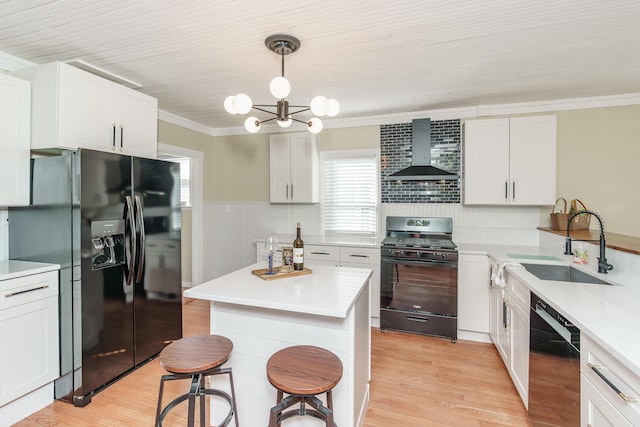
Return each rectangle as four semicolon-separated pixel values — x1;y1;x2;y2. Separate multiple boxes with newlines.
15;296;531;426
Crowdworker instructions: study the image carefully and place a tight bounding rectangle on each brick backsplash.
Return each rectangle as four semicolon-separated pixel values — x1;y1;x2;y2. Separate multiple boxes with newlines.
381;119;461;203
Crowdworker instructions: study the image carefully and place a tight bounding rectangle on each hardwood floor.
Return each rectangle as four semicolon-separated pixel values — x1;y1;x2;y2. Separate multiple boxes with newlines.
15;296;531;426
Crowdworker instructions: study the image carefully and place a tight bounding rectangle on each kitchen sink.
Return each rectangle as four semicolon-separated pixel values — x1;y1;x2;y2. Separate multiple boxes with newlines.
519;263;613;285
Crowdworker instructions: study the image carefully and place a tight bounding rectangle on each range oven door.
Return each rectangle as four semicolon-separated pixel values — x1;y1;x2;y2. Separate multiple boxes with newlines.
380;254;457;339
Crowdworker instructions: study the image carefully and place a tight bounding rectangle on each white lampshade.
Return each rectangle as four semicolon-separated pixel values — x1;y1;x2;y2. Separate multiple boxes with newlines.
310;96;328;117
224;95;237;114
326;98;340;117
277;117;293;128
270;76;291;99
244;117;261;133
307;117;323;134
233;93;253;115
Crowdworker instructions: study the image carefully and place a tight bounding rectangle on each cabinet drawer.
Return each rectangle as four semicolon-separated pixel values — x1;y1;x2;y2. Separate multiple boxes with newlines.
339;247;380;265
581;334;640;425
305;245;340;262
505;271;530;311
0;271;58;310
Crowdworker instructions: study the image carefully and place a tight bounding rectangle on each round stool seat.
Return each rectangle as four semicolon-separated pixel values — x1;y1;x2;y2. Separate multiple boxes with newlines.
160;334;232;374
267;345;343;396
156;334;238;427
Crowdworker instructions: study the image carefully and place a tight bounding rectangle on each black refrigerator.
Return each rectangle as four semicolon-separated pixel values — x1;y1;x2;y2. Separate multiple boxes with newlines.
8;148;182;406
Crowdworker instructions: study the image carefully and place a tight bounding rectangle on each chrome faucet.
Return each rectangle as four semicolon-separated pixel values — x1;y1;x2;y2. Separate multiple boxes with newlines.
563;210;613;273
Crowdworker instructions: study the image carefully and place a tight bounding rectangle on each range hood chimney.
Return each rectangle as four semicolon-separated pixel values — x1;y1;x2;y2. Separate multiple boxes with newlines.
388;118;458;181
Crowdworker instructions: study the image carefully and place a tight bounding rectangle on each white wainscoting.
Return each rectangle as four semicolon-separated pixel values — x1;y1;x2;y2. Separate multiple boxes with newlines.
203;202;542;281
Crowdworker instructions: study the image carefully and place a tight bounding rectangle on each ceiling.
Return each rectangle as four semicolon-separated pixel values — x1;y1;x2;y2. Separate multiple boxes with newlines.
1;0;639;135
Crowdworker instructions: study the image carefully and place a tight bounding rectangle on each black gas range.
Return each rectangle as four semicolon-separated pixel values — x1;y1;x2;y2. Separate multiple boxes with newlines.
380;216;458;342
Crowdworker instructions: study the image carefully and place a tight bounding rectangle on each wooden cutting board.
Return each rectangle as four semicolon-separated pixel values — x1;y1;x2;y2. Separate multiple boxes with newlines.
251;267;312;281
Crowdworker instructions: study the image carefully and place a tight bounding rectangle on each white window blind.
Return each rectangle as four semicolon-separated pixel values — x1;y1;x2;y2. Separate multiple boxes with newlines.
323;150;378;235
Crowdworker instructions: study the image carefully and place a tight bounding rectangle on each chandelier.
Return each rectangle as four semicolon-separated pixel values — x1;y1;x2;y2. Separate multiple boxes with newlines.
223;34;340;134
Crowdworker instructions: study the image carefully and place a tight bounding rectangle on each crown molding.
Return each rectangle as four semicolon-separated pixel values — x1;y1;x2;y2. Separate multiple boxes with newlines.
0;51;36;71
161;93;640;137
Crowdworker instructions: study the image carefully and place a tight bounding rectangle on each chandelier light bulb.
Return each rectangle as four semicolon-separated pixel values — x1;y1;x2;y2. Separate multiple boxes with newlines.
244;117;261;133
277;117;293;128
224;95;238;114
307;117;323;134
233;93;253;115
326;99;341;117
310;96;329;117
270;76;291;99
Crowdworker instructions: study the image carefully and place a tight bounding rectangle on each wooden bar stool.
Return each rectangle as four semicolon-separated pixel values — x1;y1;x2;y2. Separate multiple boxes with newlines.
266;345;343;426
156;334;239;427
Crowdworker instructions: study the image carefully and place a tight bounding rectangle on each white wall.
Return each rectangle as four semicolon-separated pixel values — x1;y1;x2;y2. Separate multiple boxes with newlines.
203;201;542;280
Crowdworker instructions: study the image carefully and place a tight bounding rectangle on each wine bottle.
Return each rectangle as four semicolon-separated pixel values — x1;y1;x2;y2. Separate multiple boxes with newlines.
293;223;304;270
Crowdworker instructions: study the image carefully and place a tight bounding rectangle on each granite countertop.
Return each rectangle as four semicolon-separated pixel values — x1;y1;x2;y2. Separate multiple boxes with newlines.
458;242;640;378
0;260;60;282
184;262;373;318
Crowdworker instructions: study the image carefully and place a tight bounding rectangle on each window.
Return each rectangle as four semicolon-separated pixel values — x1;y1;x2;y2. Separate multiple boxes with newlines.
322;149;378;235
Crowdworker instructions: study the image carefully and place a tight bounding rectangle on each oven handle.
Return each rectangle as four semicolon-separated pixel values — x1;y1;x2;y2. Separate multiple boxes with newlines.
382;258;457;267
587;362;639;403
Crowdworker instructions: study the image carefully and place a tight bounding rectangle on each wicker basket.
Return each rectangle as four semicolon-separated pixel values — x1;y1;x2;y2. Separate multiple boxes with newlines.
550;198;591;230
568;199;591;230
550;198;570;230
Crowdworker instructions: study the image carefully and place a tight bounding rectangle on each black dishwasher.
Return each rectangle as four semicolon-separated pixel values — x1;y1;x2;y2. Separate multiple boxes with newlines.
528;292;580;427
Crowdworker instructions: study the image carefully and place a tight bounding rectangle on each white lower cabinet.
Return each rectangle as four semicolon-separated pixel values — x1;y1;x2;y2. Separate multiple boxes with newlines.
457;254;490;338
305;244;340;266
490;268;530;407
581;334;640;426
0;270;59;408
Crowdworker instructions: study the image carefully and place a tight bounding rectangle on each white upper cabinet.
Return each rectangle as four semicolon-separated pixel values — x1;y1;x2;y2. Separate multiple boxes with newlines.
463;115;556;205
0;73;31;206
12;61;158;158
269;132;319;203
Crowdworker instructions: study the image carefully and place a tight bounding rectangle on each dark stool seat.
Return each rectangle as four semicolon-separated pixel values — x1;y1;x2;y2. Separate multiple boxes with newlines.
156;334;239;427
266;345;343;426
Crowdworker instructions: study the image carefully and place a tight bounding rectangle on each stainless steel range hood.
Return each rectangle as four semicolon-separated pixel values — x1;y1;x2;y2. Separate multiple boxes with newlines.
389;118;458;181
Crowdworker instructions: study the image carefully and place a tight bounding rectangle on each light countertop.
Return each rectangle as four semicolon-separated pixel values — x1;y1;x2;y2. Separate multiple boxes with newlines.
0;260;60;282
184;262;373;318
255;234;381;248
459;242;640;378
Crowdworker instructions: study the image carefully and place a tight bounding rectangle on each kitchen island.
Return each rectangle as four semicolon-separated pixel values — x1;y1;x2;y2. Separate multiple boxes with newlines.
184;263;372;427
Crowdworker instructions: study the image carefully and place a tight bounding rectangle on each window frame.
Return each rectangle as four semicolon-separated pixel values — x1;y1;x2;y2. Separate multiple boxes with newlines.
320;148;380;237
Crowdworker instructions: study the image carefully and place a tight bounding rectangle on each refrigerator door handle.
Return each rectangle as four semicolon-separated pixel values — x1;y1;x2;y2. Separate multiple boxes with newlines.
125;195;136;286
134;194;146;283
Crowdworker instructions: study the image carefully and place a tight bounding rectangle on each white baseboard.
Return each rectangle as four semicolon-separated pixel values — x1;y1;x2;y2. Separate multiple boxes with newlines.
0;382;54;427
457;330;492;343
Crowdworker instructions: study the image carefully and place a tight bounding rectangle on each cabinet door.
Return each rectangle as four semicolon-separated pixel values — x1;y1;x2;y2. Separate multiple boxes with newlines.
582;375;633;427
58;63;113;151
509;115;556;205
340;247;380;319
489;284;500;346
495;292;510;364
289;133;319;203
0;73;30;206
114;87;158;158
463;118;510;204
269;134;292;202
0;271;59;406
510;300;530;406
457;254;490;333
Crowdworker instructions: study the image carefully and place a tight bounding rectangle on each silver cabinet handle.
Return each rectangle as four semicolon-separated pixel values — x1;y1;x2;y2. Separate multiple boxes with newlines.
310;251;331;256
119;125;124;151
512;181;516;201
286;184;288;199
348;254;369;258
291;183;294;199
587;362;639;403
112;123;117;150
5;284;49;298
504;180;508;201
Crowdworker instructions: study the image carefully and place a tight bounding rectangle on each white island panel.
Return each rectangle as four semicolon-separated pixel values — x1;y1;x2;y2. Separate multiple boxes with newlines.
184;263;372;427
